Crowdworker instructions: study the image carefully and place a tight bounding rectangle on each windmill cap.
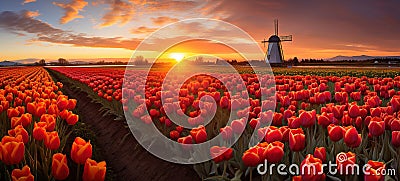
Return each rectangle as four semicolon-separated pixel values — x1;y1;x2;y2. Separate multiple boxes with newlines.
268;35;280;42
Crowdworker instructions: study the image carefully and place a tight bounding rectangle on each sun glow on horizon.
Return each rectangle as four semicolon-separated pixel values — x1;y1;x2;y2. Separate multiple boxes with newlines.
169;53;185;62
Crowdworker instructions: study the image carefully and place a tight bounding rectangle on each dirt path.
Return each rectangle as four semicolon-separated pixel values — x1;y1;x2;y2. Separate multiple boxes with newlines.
49;69;199;181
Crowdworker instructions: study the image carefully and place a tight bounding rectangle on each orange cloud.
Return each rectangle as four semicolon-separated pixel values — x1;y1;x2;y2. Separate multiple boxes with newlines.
131;26;158;34
151;16;179;26
100;0;135;27
53;0;88;24
22;0;36;5
25;10;40;17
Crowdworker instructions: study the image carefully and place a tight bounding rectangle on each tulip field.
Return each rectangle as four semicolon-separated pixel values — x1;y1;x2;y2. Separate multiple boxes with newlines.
1;66;400;180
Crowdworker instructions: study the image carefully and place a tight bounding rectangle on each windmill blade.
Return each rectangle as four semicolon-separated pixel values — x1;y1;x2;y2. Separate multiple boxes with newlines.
280;35;292;41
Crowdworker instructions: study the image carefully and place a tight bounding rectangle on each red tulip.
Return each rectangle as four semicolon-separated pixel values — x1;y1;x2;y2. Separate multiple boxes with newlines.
288;116;301;129
344;126;361;148
392;131;400;147
83;158;106;181
242;148;260;167
190;125;207;143
67;99;77;110
169;130;180;140
364;160;385;181
299;110;316;127
348;104;360;118
219;96;229;109
317;112;334;128
8;125;29;144
300;154;326;181
52;153;69;180
11;165;34;181
289;128;306;151
231;118;245;134
265;126;283;143
177;135;193;150
47;104;59;116
210;146;233;163
328;124;344;142
7;107;20;118
264;141;284;163
313;147;326;163
370;107;382;117
0;135;25;165
71;137;92;164
336;152;356;175
44;131;60;150
219;126;233;140
368;117;385;137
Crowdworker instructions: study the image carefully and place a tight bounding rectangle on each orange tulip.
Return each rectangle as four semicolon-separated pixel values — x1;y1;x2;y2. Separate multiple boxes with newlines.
66;113;79;125
7;107;20;118
8;125;29;144
0;135;25;165
44;131;60;150
52;153;69;180
11;165;34;181
33;122;47;141
40;114;56;132
57;97;69;111
67;99;77;110
71;137;92;164
26;102;36;115
47;104;59;116
83;158;106;181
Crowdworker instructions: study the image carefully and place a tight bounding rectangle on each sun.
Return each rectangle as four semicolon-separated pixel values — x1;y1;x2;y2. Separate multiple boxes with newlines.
169;53;185;62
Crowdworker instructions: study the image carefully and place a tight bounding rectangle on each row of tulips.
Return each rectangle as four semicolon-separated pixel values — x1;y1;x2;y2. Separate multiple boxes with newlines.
0;67;106;181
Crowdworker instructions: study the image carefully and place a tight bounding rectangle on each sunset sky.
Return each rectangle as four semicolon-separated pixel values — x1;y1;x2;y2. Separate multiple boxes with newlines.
0;0;399;62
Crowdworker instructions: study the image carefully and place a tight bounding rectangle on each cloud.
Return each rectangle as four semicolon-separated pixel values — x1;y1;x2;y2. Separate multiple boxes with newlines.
25;10;40;17
131;26;158;34
99;0;135;27
0;10;141;49
53;0;88;24
151;16;179;26
22;0;36;5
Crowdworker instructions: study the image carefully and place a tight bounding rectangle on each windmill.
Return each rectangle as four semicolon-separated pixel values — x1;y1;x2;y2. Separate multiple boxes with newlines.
261;19;292;64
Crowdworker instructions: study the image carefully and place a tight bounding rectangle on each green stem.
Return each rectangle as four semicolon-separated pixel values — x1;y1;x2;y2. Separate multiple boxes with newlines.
249;167;253;181
76;164;81;181
222;161;227;178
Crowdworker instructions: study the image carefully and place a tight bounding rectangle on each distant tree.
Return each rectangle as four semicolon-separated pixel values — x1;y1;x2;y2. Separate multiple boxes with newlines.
58;58;68;65
134;55;147;65
38;59;45;65
195;56;204;64
293;57;299;65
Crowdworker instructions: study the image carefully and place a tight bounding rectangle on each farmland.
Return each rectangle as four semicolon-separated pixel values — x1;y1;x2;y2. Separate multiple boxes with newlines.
1;66;399;180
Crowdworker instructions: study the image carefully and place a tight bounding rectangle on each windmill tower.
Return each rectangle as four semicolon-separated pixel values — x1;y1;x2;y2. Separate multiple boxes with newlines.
262;19;292;64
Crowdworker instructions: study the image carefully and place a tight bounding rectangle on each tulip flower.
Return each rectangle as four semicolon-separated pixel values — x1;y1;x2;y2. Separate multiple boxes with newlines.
368;117;385;137
33;122;47;141
265;126;283;143
66;113;79;125
40;114;56;132
364;160;385;181
52;153;69;180
348;104;360;118
7;107;20;118
289;128;306;151
44;131;60;150
264;141;284;163
231;118;245;134
313;147;326;163
344;126;361;148
190;126;207;143
169;130;180;140
242;148;260;167
299;110;316;127
67;99;77;110
300;154;326;181
219;126;233;140
392;131;400;147
11;165;34;181
71;137;92;164
336;152;356;175
0;135;25;165
83;158;106;181
8;125;29;144
210;146;233;163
